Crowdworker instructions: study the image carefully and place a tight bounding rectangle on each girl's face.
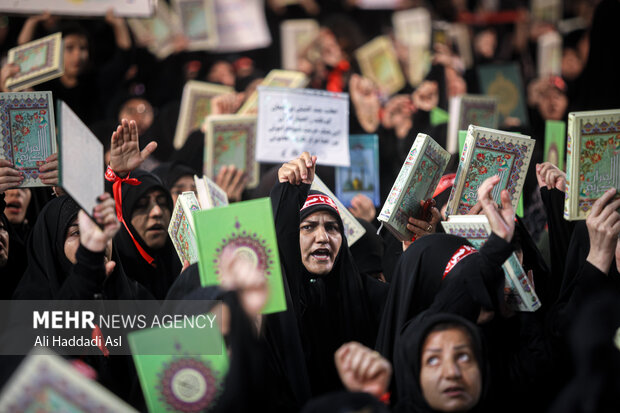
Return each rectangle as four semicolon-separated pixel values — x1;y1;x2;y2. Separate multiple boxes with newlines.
419;327;482;412
64;217;113;265
63;34;89;78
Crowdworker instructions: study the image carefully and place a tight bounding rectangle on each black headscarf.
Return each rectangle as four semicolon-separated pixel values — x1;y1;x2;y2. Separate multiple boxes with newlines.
12;196;80;299
270;182;387;396
113;169;180;300
350;218;383;278
152;162;197;192
376;234;477;364
394;313;490;413
0;193;28;300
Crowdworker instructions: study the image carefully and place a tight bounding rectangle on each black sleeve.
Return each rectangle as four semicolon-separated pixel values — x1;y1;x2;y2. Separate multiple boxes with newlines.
56;245;107;299
270;181;310;314
540;187;576;301
427;233;514;322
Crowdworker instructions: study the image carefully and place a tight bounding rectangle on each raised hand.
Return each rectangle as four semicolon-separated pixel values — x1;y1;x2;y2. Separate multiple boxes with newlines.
381;94;414;139
78;193;121;254
349;74;380;133
348;194;376;222
335;341;392;398
536;162;566;191
278;152;317;186
109;119;157;175
0;160;23;192
412;80;439;112
477;175;515;242
215;165;247;202
586;188;620;274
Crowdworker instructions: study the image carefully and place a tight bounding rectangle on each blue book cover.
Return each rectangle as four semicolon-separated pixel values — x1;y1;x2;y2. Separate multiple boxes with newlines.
335;134;380;206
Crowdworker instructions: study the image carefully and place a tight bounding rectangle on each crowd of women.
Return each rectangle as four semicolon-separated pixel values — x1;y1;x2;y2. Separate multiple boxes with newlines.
0;0;619;411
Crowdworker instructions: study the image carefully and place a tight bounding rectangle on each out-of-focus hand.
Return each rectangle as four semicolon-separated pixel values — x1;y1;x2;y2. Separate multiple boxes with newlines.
412;80;439;112
349;74;380;133
79;193;120;253
348;194;376;222
335;342;392;398
0;64;20;92
381;94;413;139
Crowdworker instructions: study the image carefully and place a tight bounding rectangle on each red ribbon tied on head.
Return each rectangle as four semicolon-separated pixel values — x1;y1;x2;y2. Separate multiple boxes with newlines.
105;166;155;266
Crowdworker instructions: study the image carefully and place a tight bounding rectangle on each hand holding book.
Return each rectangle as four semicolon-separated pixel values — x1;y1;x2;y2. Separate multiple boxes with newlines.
278;151;317;185
585;188;620;274
109;119;157;176
39;153;58;186
0;159;24;192
0;64;20;92
406;199;441;240
478;175;515;242
215;165;247;202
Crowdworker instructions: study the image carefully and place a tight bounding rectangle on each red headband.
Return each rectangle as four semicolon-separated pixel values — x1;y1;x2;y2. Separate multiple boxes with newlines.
443;245;478;279
301;194;339;213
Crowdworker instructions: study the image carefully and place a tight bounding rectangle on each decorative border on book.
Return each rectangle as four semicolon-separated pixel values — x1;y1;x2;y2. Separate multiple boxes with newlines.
456;135;530;214
11;39;57;79
0;94;52;182
458;99;497;130
576;119;620;213
5;358;116;411
211;119;257;185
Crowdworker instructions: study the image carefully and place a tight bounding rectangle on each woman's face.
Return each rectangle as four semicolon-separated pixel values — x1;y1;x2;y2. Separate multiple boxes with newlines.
299;211;342;275
4;188;31;224
420;327;482;412
130;189;171;250
170;175;196;205
63;34;89;78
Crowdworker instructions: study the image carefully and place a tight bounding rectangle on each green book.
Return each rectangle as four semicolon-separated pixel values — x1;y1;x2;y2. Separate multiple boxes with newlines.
543;120;566;170
477;63;528;127
564;109;620;220
430;107;450;126
194;198;286;314
129;326;228;413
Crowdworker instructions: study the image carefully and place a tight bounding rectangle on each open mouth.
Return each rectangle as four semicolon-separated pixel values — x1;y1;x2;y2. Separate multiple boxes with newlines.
443;386;465;397
310;248;331;261
5;202;22;214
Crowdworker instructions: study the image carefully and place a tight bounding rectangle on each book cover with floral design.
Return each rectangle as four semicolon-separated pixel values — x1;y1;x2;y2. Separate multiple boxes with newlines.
564;109;620;220
169;191;201;264
0;91;56;188
446;125;534;216
204;114;259;189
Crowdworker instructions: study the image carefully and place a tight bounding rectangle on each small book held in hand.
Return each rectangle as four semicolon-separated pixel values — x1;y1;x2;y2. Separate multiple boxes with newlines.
445;125;534;216
6;32;64;92
378;133;450;241
168;191;201;265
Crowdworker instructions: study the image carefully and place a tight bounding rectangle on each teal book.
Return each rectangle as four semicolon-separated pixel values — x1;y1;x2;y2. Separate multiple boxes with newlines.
544;120;566;171
564;109;620;220
0;91;57;187
477;63;528;127
129;326;228;413
446;125;535;216
335;134;380;206
378;133;450;241
194;198;287;314
442;215;541;312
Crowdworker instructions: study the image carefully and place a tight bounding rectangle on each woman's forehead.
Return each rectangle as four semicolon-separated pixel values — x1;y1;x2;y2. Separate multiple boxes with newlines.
301;210;339;222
